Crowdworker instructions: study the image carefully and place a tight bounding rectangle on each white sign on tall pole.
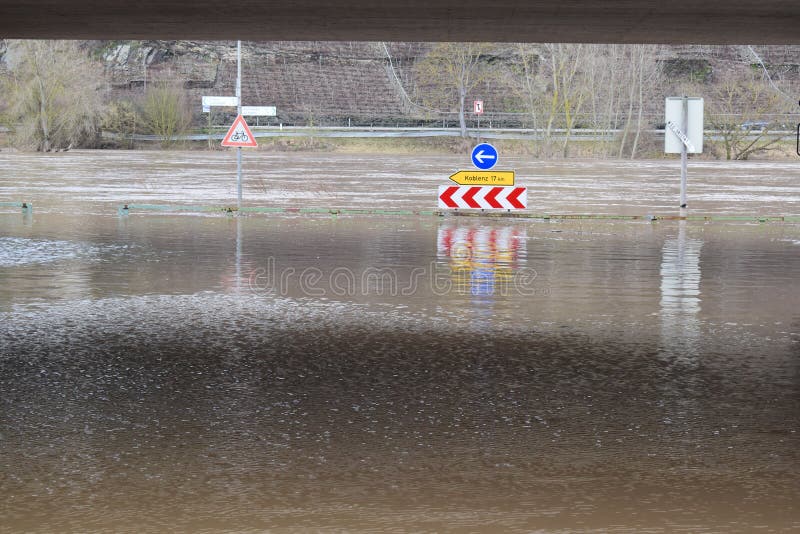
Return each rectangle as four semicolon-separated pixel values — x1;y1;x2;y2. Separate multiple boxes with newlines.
202;44;277;209
665;97;703;209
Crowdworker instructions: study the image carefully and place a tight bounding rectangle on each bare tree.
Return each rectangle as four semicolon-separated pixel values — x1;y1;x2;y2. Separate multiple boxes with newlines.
414;42;494;138
2;40;105;151
705;68;790;160
620;45;662;159
540;43;587;157
510;44;545;132
582;44;626;157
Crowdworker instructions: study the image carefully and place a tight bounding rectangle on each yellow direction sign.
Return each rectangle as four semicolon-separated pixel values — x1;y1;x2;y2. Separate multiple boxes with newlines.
449;170;515;186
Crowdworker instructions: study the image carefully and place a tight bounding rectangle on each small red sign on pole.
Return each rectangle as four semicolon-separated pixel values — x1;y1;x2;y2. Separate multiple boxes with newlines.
221;115;258;147
474;100;484;115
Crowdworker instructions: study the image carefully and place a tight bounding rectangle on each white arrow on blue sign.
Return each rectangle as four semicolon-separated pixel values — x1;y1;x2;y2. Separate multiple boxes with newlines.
471;143;498;170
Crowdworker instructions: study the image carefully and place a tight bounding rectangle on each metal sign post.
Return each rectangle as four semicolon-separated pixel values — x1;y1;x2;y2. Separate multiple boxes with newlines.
440;142;523;211
236;40;243;210
665;97;703;209
796;100;799;156
474;100;484;143
680;97;688;208
203;43;275;209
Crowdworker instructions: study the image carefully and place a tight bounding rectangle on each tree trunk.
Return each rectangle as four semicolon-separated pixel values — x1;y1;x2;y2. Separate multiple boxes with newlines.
630;50;645;159
32;47;50;152
618;71;636;159
562;98;572;158
458;88;467;138
38;79;50;152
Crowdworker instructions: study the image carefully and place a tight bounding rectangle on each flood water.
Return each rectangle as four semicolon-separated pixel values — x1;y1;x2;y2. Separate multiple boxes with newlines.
1;150;799;215
1;151;800;531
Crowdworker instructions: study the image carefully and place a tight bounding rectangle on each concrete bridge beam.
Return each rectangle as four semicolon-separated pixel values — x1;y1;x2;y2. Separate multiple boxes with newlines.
0;1;798;44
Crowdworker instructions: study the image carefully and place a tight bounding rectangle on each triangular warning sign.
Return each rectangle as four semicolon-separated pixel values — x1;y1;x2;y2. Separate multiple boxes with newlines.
221;115;258;147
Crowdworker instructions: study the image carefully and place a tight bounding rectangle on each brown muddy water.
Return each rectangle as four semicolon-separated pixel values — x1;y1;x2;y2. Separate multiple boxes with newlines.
1;151;800;532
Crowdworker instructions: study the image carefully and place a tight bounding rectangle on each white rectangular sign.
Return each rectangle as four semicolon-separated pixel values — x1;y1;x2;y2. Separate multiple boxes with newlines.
665;97;703;154
241;106;277;117
202;96;239;108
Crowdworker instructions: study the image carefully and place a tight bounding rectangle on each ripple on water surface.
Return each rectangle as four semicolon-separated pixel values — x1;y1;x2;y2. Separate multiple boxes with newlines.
0;237;99;267
1;292;799;531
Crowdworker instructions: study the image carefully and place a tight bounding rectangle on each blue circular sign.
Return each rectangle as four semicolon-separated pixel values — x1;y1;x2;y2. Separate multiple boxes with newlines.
471;143;498;170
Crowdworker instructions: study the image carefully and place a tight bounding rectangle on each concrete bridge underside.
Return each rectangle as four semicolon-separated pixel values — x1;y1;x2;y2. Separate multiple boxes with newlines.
1;1;799;44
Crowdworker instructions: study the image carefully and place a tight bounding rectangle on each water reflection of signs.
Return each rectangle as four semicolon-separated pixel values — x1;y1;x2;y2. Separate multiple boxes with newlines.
660;223;703;366
437;225;526;295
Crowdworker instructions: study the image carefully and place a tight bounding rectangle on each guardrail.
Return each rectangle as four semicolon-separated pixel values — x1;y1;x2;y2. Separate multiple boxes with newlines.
102;127;798;143
117;204;800;223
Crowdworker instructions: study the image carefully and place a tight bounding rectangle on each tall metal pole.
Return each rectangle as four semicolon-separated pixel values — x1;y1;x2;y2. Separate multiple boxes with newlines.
236;40;243;210
679;96;688;209
796;99;800;157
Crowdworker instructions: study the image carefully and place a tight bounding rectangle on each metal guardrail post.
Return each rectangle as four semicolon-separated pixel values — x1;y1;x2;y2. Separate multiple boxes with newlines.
1;201;32;214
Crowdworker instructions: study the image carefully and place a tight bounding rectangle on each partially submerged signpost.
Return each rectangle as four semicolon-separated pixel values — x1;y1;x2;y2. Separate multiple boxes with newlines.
665;97;704;209
234;41;244;209
438;142;528;211
201;41;276;210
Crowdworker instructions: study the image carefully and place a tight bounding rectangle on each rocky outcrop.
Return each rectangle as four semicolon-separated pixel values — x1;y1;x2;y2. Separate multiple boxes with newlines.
5;40;798;127
98;40;417;124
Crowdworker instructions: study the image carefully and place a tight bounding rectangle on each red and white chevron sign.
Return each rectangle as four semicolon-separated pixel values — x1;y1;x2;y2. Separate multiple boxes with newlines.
438;185;527;210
